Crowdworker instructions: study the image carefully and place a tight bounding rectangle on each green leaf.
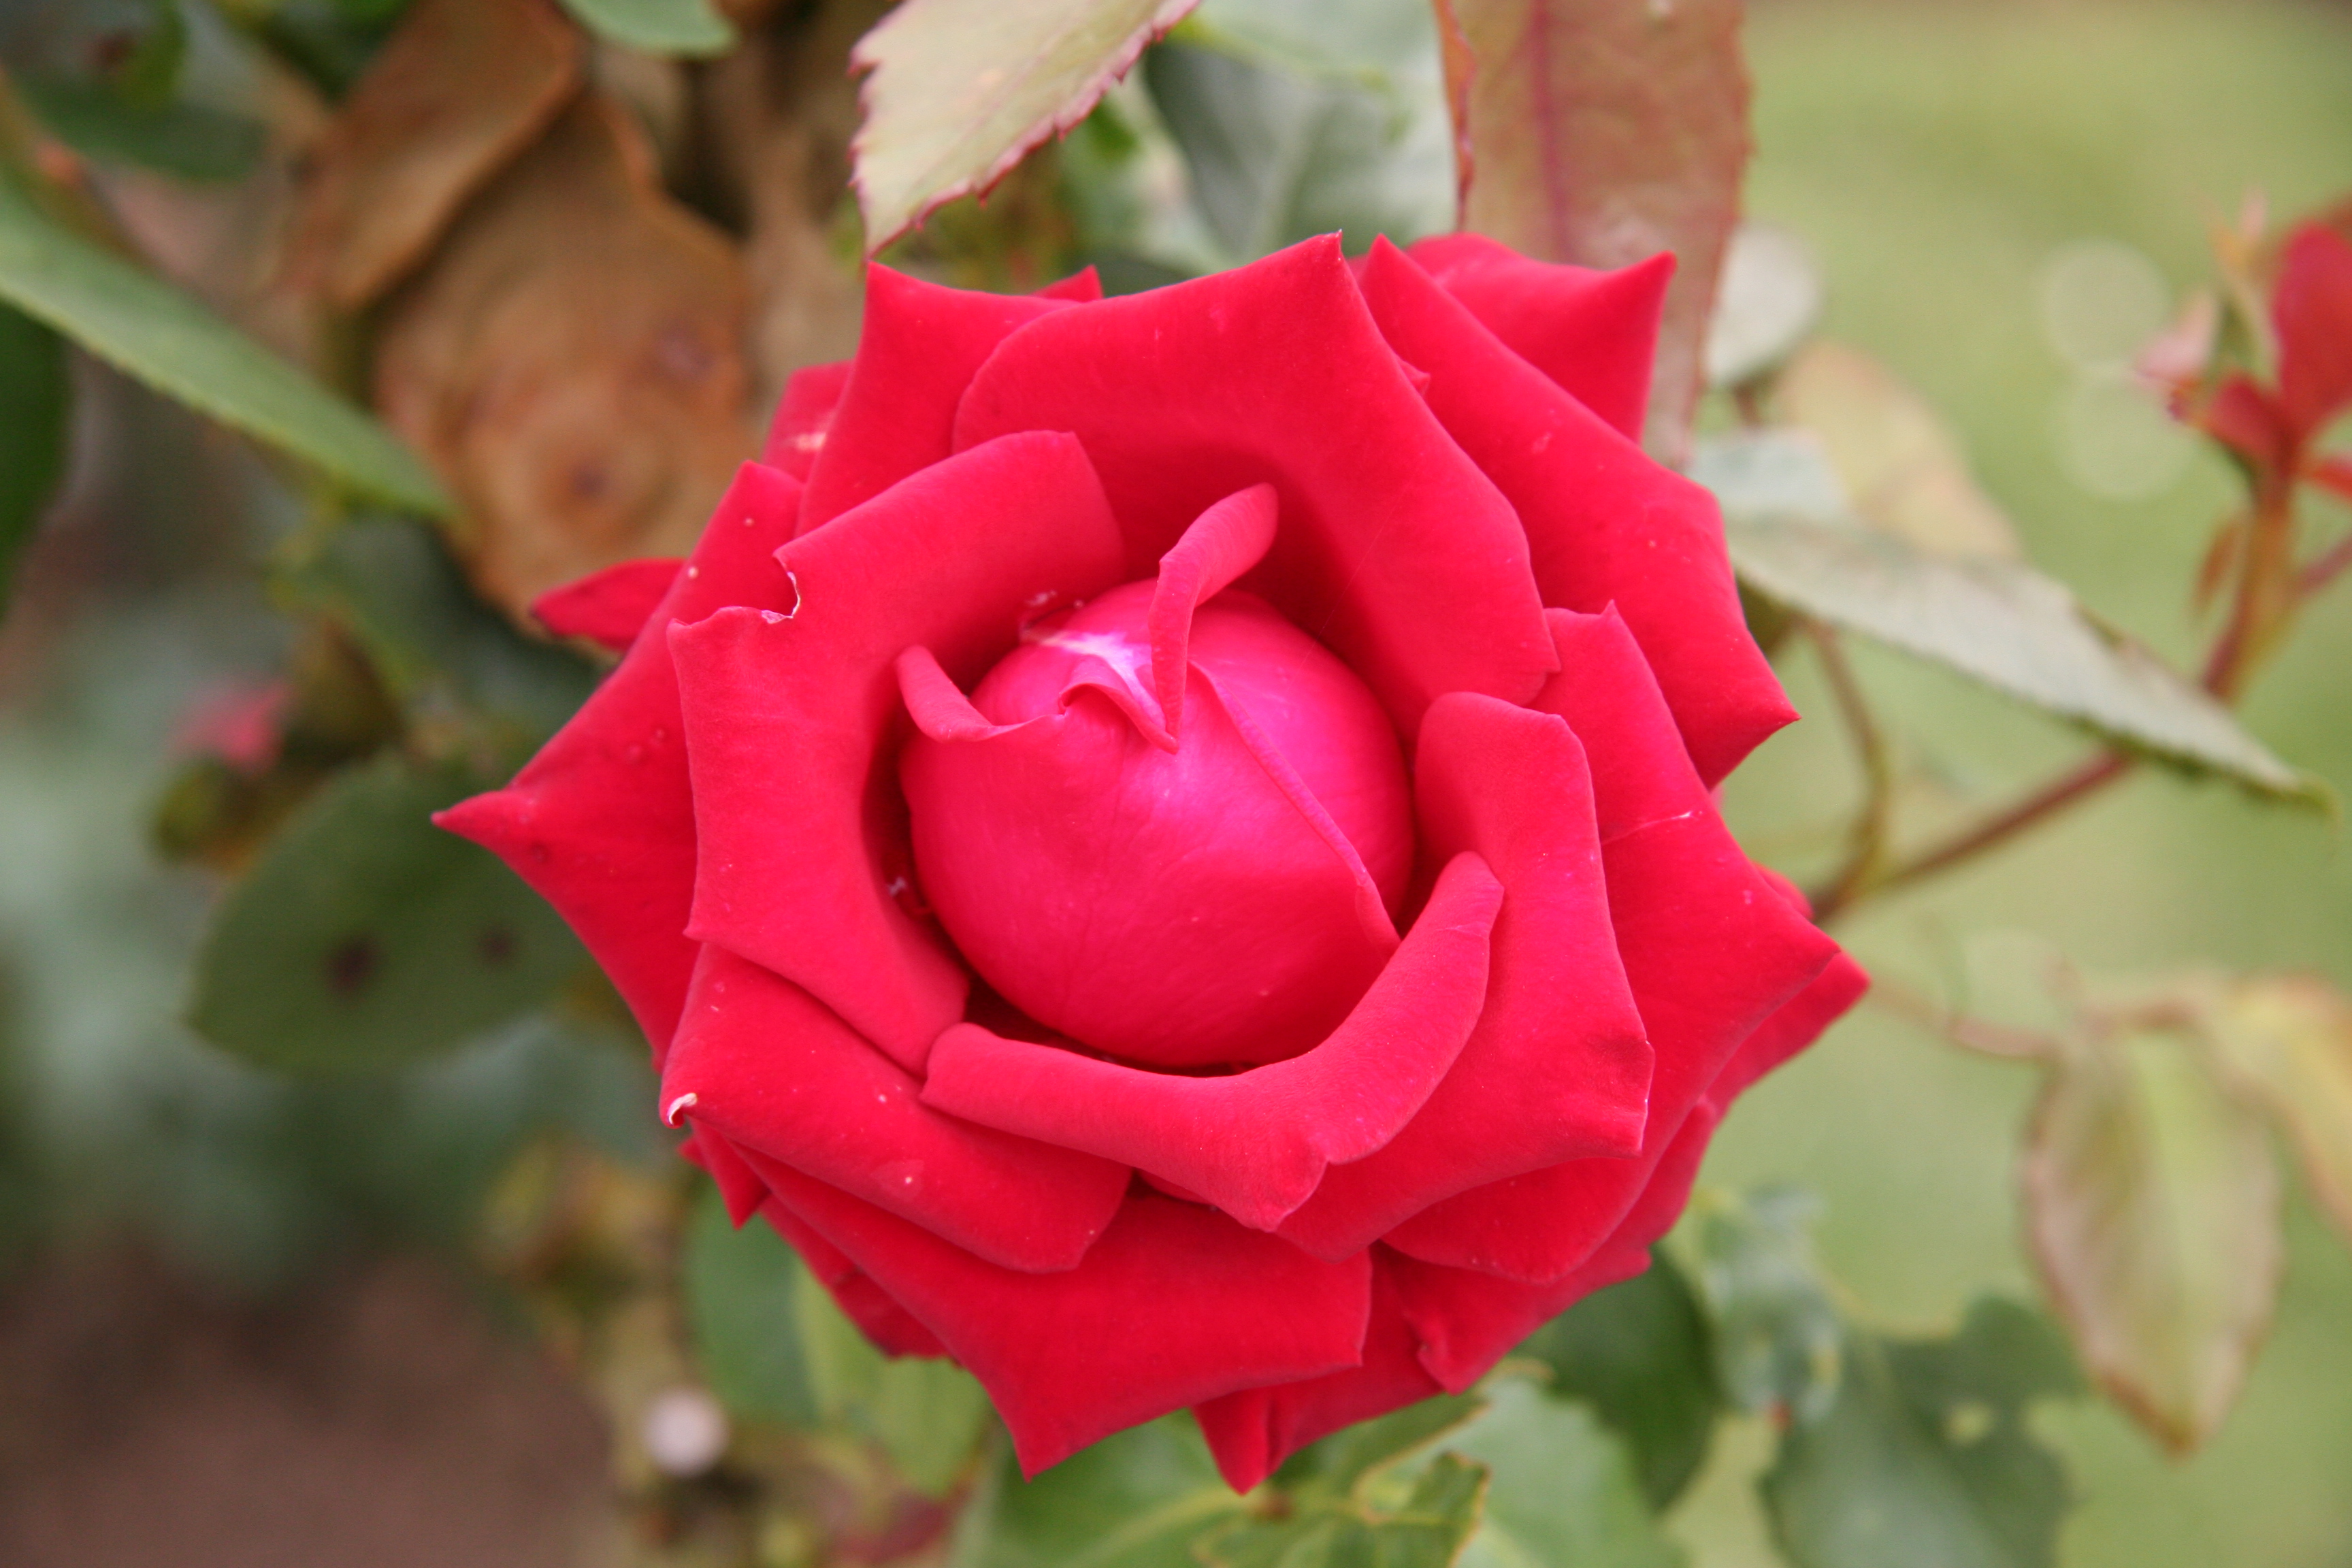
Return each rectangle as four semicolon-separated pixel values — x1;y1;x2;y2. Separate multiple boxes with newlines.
2190;973;2352;1245
681;1182;818;1426
272;517;598;754
16;80;265;182
850;0;1200;250
1286;1392;1488;1494
557;0;735;56
1436;0;1748;452
188;755;589;1072
792;1264;994;1495
1693;430;2317;801
1445;1381;1681;1568
0;302;69;609
0;174;448;514
1141;37;1446;260
1704;223;1824;391
970;1416;1240;1568
1203;1452;1490;1568
1514;1250;1722;1510
2022;1024;2282;1452
1761;1303;2079;1568
1685;1186;1846;1424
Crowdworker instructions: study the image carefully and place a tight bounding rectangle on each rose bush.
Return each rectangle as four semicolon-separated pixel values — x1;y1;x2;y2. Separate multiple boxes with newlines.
439;231;1866;1489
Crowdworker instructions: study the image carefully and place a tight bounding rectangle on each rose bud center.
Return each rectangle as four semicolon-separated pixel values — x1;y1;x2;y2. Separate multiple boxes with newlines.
898;573;1411;1070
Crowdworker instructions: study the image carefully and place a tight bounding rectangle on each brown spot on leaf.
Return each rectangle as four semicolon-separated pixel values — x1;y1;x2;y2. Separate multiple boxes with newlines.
373;92;757;618
477;927;519;966
280;0;585;310
326;937;379;996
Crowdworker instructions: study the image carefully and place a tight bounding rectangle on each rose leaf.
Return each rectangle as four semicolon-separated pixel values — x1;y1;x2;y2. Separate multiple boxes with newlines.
272;517;599;756
1705;222;1825;392
1685;1186;1846;1426
188;755;589;1073
1199;1450;1490;1568
558;0;736;56
1761;1301;2080;1568
2023;1024;2283;1454
791;1263;994;1496
1443;1380;1680;1568
1513;1249;1723;1510
13;81;265;184
849;0;1201;252
1694;429;2320;802
0;302;69;611
2191;973;2352;1245
0;174;449;515
1435;0;1748;456
681;1183;819;1427
969;1415;1240;1568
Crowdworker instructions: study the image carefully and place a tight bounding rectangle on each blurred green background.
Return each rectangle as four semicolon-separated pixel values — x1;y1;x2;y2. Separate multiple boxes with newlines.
0;1;2345;1564
1699;3;2352;1567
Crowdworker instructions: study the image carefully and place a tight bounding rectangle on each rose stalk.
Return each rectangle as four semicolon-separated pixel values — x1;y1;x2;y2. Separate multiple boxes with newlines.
439;232;1865;1488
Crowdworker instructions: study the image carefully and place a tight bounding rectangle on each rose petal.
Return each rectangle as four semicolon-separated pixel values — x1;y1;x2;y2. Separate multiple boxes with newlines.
668;433;1130;1069
1388;1101;1718;1392
664;945;1128;1271
1192;1255;1443;1492
2274;223;2352;441
798;266;1077;532
761;1172;1375;1477
898;647;1399;1067
529;556;683;651
953;234;1556;739
1708;950;1869;1111
1405;233;1672;443
1037;265;1104;302
1149;483;1279;741
1275;693;1651;1259
434;459;802;1060
1380;608;1839;1281
1359;240;1791;786
920;853;1501;1232
762;359;851;478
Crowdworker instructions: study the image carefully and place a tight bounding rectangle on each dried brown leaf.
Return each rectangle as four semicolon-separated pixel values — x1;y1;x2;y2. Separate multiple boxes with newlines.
2023;1025;2282;1453
1776;340;2022;561
282;0;584;310
1439;0;1749;458
2192;973;2352;1246
374;93;755;617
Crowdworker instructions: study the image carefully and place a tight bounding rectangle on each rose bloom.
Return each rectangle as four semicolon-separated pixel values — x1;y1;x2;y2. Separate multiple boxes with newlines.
440;233;1865;1489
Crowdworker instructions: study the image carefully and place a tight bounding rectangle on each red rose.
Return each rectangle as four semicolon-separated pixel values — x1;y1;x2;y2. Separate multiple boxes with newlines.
439;233;1865;1489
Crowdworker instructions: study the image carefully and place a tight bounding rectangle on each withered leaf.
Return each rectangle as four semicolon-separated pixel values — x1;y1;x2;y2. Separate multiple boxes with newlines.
1776;340;2023;561
2023;1024;2281;1454
282;0;585;310
2191;973;2352;1247
374;92;755;618
1436;0;1749;459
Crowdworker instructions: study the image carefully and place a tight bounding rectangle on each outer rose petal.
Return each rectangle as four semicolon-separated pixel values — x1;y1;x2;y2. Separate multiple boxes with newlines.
798;266;1077;532
1359;239;1793;786
1276;693;1651;1260
953;234;1556;739
530;556;683;653
667;433;1129;1069
663;945;1128;1271
1192;1256;1443;1492
1037;265;1104;302
434;460;802;1060
761;1169;1374;1477
762;359;851;478
919;853;1502;1233
1405;233;1672;443
1710;951;1869;1111
1382;608;1838;1281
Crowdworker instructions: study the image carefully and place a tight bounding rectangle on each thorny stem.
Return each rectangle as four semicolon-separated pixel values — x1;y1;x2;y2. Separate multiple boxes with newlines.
1866;975;2062;1061
1801;621;1896;918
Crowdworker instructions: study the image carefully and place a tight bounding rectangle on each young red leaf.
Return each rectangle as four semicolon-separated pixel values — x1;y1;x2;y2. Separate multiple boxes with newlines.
1434;0;1750;457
